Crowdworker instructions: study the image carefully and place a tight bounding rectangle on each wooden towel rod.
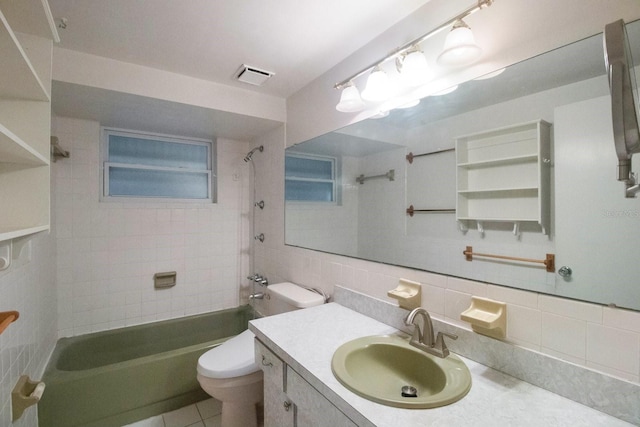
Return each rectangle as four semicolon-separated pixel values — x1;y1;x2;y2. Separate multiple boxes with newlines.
463;246;555;272
0;311;19;335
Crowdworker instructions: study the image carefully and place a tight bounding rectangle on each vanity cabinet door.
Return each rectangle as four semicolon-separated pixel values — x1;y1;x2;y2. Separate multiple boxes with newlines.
286;368;357;427
255;339;294;427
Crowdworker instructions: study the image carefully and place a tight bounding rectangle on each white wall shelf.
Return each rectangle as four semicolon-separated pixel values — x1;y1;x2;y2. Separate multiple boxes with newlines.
0;11;50;101
0;123;49;165
457;153;539;169
456;120;551;234
0;226;48;246
0;1;55;244
0;0;60;41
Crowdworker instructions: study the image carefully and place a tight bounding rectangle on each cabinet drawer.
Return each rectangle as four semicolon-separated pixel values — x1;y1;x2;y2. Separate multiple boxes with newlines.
255;338;285;387
287;368;357;427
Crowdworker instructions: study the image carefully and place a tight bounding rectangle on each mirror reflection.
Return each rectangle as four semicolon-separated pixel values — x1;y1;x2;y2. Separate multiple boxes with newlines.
285;20;640;311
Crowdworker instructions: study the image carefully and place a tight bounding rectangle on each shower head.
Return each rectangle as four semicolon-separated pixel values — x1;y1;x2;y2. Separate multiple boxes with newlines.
244;145;264;162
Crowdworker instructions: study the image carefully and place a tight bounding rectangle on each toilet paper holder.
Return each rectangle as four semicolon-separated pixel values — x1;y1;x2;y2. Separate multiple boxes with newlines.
12;375;45;421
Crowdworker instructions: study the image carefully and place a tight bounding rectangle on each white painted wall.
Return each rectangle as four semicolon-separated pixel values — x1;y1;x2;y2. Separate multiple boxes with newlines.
53;48;286;123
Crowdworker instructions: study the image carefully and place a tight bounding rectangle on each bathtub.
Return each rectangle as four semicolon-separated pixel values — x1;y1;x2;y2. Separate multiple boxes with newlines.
39;306;252;427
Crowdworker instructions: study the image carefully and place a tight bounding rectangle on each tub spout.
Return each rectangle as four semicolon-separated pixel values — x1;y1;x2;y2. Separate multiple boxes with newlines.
249;292;264;300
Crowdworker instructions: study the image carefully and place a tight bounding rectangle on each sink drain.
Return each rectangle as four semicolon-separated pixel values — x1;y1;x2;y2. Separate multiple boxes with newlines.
401;385;418;398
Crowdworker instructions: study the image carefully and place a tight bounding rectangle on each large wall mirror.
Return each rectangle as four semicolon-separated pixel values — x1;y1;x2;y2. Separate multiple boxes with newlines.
285;20;640;311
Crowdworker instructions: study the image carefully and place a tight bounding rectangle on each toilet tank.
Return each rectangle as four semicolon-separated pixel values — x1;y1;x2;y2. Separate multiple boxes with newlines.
266;282;325;315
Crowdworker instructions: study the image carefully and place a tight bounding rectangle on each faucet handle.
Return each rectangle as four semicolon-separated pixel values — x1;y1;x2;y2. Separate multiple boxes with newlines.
434;331;457;358
438;331;457;341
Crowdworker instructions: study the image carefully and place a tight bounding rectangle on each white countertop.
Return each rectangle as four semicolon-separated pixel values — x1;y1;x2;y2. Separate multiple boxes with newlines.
249;303;633;427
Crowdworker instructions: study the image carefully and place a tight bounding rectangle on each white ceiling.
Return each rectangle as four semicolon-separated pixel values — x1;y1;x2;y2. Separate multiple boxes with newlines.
48;0;432;99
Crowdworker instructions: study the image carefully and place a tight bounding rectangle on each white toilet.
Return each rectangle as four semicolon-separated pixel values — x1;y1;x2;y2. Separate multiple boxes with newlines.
196;282;325;427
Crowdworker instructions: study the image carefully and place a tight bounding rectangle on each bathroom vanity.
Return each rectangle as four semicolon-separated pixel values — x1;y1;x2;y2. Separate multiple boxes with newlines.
250;301;634;426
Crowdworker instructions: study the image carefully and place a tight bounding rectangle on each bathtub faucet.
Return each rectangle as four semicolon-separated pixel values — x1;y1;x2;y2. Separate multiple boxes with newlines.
248;274;268;286
249;292;264;300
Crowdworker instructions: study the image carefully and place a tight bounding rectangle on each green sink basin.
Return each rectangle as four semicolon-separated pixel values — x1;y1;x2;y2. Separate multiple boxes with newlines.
331;334;471;409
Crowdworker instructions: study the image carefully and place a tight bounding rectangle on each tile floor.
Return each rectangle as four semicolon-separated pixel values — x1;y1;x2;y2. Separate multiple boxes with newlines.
123;398;222;427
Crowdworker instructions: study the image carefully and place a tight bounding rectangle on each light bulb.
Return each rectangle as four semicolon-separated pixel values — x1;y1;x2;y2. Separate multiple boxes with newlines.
336;84;365;112
437;19;482;67
400;50;431;87
361;67;392;102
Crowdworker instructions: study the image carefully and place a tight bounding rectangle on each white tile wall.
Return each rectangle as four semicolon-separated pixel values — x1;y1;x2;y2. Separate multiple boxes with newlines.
0;224;57;426
253;124;640;386
52;117;252;336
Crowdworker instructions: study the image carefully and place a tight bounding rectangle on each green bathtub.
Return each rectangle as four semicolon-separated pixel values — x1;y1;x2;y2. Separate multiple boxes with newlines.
39;306;252;427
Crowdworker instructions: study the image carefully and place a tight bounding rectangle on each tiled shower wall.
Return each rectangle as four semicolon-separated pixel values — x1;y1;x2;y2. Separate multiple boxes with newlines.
254;126;640;386
52;117;251;336
0;223;57;426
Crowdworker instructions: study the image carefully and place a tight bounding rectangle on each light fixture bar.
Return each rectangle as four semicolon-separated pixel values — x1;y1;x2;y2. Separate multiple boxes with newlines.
334;0;493;90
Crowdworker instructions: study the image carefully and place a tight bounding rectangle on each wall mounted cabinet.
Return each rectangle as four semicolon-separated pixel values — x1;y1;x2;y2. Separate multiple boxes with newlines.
0;1;57;242
455;120;551;234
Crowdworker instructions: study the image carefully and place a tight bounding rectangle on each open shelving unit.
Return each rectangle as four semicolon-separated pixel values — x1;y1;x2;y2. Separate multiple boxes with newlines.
0;0;58;243
455;120;551;235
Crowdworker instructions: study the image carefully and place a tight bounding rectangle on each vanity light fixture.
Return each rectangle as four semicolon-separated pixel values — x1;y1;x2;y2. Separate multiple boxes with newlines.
334;0;494;113
398;47;431;87
437;19;482;67
335;82;366;112
361;67;393;102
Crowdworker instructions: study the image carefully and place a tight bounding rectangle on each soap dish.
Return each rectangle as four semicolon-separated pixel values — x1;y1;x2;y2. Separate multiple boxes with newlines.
387;279;421;310
460;296;506;339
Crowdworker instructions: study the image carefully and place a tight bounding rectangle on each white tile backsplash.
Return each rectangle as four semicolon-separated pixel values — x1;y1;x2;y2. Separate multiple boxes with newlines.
506;303;541;348
586;323;640;375
541;312;587;359
603;306;640;333
539;294;603;323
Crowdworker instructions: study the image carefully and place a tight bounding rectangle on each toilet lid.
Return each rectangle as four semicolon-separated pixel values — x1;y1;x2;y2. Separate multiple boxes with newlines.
197;329;260;378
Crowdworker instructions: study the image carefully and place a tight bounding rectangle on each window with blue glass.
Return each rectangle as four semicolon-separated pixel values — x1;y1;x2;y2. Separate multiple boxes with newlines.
285;154;336;202
102;128;215;201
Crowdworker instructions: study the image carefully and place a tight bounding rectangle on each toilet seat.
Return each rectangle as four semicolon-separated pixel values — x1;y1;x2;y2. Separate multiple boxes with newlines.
197;329;259;379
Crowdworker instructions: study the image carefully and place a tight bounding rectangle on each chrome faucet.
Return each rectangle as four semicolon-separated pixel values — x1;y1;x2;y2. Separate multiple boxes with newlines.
404;307;457;358
249;292;264;300
247;274;268;286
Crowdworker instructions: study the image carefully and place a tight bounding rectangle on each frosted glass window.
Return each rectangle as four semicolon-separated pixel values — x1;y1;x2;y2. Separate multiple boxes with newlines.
103;128;214;201
109;136;208;169
108;167;210;199
285;154;335;202
285;156;333;180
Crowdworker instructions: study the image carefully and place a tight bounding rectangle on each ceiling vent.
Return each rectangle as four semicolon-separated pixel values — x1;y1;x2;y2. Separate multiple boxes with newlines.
235;64;275;86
